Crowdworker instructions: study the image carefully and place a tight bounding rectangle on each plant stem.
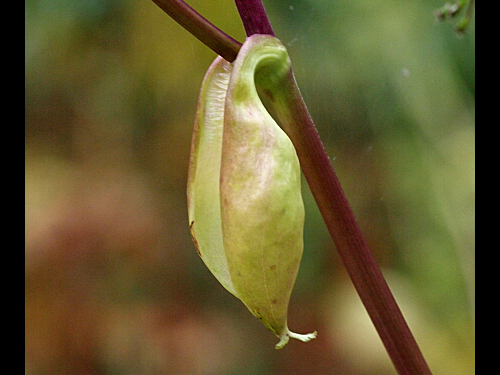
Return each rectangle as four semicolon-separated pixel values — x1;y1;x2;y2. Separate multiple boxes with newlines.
151;0;241;62
273;70;432;375
234;0;275;36
151;0;432;373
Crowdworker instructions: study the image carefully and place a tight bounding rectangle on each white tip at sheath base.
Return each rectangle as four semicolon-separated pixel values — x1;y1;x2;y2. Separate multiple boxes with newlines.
275;329;318;349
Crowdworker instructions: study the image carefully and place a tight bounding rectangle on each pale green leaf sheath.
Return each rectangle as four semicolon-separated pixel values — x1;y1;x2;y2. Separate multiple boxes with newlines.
187;56;237;297
221;35;316;349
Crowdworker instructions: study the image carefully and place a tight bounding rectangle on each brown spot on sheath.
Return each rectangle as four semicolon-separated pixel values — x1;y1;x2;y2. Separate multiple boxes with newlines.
189;221;202;258
270;265;277;270
252;309;262;319
271;299;277;304
264;89;275;102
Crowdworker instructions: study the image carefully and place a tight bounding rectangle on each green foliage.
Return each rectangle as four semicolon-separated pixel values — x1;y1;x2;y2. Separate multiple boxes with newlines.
434;1;475;34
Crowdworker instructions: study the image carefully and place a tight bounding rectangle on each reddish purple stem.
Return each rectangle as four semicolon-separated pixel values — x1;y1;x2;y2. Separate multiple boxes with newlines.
234;0;275;36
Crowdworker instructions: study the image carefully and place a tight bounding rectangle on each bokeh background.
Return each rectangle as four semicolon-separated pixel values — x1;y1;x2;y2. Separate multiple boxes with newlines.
25;0;475;374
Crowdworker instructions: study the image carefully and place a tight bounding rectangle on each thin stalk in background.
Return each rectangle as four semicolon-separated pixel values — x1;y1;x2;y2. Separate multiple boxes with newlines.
150;0;433;374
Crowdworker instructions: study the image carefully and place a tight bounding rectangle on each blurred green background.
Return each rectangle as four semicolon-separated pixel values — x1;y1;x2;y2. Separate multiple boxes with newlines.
25;0;474;374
